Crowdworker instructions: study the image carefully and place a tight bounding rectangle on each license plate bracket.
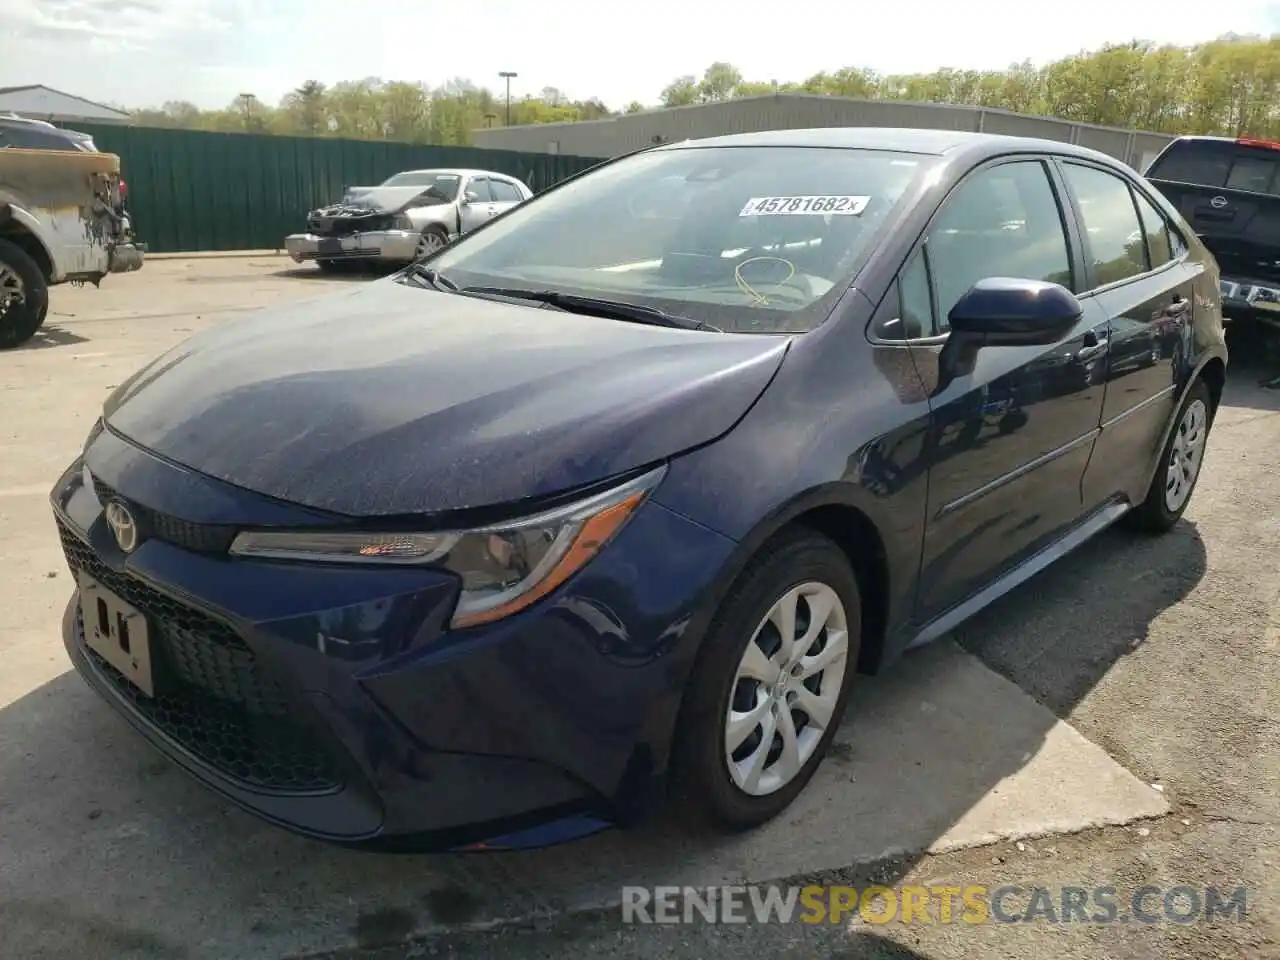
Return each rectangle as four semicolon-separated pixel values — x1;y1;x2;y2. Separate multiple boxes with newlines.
78;573;155;698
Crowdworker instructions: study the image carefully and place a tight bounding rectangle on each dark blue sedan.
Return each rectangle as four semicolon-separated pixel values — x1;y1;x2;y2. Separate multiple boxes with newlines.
51;128;1227;851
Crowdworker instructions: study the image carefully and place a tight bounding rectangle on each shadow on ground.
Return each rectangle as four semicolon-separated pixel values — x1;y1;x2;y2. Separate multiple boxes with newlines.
13;323;91;350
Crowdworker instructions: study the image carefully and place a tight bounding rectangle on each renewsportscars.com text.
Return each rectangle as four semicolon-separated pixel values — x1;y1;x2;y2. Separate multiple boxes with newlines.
621;884;1249;925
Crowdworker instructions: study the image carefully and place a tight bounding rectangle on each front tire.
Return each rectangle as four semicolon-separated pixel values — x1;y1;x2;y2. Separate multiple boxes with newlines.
671;528;862;830
415;226;449;260
1125;378;1214;533
0;238;49;349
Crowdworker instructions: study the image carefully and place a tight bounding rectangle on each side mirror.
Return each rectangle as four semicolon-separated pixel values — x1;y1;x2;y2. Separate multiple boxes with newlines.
933;278;1083;397
948;277;1083;346
463;190;480;204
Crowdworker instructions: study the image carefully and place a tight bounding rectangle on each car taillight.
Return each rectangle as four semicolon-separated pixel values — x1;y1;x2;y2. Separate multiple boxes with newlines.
1236;137;1280;152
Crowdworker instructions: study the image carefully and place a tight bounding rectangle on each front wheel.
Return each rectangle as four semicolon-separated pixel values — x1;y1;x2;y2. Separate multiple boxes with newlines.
671;528;861;830
1125;379;1213;533
0;238;49;349
415;226;449;260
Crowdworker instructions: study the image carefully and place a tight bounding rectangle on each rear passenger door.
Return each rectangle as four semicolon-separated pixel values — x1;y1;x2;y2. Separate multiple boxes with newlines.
895;158;1109;620
1059;162;1200;509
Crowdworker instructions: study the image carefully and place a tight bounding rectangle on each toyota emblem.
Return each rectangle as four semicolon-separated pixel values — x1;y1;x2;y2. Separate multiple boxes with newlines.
1210;195;1228;209
104;500;139;553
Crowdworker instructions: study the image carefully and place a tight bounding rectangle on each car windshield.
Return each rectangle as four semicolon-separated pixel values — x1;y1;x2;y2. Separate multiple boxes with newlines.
380;171;462;200
424;146;935;333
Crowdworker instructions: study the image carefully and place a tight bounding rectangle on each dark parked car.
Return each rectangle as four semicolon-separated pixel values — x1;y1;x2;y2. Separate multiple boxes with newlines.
51;128;1226;852
1145;135;1280;331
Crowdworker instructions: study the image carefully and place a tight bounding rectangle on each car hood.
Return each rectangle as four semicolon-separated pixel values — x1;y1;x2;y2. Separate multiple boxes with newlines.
102;281;791;517
326;185;445;215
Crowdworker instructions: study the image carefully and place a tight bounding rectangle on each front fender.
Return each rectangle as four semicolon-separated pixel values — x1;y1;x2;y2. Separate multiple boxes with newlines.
0;201;61;280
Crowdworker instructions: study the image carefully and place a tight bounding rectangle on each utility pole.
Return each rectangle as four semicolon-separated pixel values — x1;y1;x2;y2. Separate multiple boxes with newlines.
498;71;517;125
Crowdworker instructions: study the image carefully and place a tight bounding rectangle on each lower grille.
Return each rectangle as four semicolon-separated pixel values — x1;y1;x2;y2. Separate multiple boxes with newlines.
308;213;393;236
59;521;341;794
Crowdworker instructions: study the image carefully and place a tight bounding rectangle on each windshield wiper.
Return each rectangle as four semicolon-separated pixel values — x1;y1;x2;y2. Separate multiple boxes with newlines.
403;262;459;290
459;286;715;331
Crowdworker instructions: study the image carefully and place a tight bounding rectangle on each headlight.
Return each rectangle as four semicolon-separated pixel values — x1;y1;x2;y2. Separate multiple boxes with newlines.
228;465;666;628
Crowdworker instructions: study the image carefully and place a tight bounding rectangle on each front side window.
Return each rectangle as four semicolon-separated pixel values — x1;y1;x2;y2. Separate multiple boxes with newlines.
924;160;1073;327
1132;189;1174;268
465;179;493;202
490;180;521;202
425;145;937;333
1063;164;1147;287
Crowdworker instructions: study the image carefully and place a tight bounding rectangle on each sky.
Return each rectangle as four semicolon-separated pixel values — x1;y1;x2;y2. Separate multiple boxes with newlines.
2;0;1279;113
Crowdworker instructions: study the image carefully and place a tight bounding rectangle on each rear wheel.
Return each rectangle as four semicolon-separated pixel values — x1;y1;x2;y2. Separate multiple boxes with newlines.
671;528;861;830
0;238;48;349
1125;378;1213;533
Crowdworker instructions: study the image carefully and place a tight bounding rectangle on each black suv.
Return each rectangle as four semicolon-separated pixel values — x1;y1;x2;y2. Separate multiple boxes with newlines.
1145;136;1280;332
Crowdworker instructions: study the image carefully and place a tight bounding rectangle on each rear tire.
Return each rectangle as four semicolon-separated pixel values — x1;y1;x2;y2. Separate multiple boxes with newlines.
670;528;862;831
0;238;48;349
1124;378;1214;534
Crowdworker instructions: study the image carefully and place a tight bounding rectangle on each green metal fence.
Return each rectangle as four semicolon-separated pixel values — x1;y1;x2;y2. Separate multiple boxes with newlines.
72;124;603;254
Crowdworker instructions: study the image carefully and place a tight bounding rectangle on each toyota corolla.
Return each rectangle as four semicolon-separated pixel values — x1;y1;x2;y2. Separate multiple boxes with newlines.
51;128;1226;852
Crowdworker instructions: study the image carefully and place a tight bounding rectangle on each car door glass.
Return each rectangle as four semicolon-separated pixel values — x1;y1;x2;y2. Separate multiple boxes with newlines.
900;249;937;337
466;179;493;203
489;180;520;202
1063;164;1148;287
926;160;1073;326
1131;190;1173;268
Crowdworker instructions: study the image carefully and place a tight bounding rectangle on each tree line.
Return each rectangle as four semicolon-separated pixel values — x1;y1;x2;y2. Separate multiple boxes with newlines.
126;33;1279;146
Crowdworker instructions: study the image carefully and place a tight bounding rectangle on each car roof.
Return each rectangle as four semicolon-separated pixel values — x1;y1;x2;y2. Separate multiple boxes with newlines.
658;127;1121;165
395;168;523;179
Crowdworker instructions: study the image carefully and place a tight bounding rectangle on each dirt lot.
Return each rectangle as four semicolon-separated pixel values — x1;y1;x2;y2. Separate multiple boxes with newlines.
0;256;1276;960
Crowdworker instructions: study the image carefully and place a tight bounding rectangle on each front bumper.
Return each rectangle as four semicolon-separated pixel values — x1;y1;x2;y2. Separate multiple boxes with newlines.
284;230;424;264
108;241;145;273
51;428;736;850
1220;276;1280;328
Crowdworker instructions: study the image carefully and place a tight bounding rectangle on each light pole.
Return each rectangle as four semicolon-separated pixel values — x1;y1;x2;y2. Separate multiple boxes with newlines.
498;71;517;125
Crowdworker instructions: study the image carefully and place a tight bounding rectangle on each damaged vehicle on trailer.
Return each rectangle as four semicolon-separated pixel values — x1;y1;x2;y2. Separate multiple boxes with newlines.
285;168;532;272
0;137;145;349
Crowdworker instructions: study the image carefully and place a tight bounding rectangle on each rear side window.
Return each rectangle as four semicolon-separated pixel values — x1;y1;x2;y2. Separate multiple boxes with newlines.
1062;164;1147;287
1148;139;1280;196
1132;190;1174;268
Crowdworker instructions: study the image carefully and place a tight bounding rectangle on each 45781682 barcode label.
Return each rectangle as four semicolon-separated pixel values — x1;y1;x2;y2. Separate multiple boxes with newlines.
738;195;870;217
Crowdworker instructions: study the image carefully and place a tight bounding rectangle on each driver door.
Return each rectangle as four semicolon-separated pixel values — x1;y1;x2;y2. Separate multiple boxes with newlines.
901;158;1109;620
459;177;496;233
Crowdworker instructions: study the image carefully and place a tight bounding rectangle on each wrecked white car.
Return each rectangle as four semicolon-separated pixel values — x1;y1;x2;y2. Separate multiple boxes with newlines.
284;168;531;272
0;143;144;349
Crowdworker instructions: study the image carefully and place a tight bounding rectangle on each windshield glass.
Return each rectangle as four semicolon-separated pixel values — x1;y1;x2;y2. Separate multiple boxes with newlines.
380;170;462;200
426;146;935;333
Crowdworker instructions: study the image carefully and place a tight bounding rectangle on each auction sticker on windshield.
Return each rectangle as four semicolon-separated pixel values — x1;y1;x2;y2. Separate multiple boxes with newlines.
739;195;870;216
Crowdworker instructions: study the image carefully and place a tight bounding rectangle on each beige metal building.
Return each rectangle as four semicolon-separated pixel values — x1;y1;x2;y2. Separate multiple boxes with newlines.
473;94;1175;171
